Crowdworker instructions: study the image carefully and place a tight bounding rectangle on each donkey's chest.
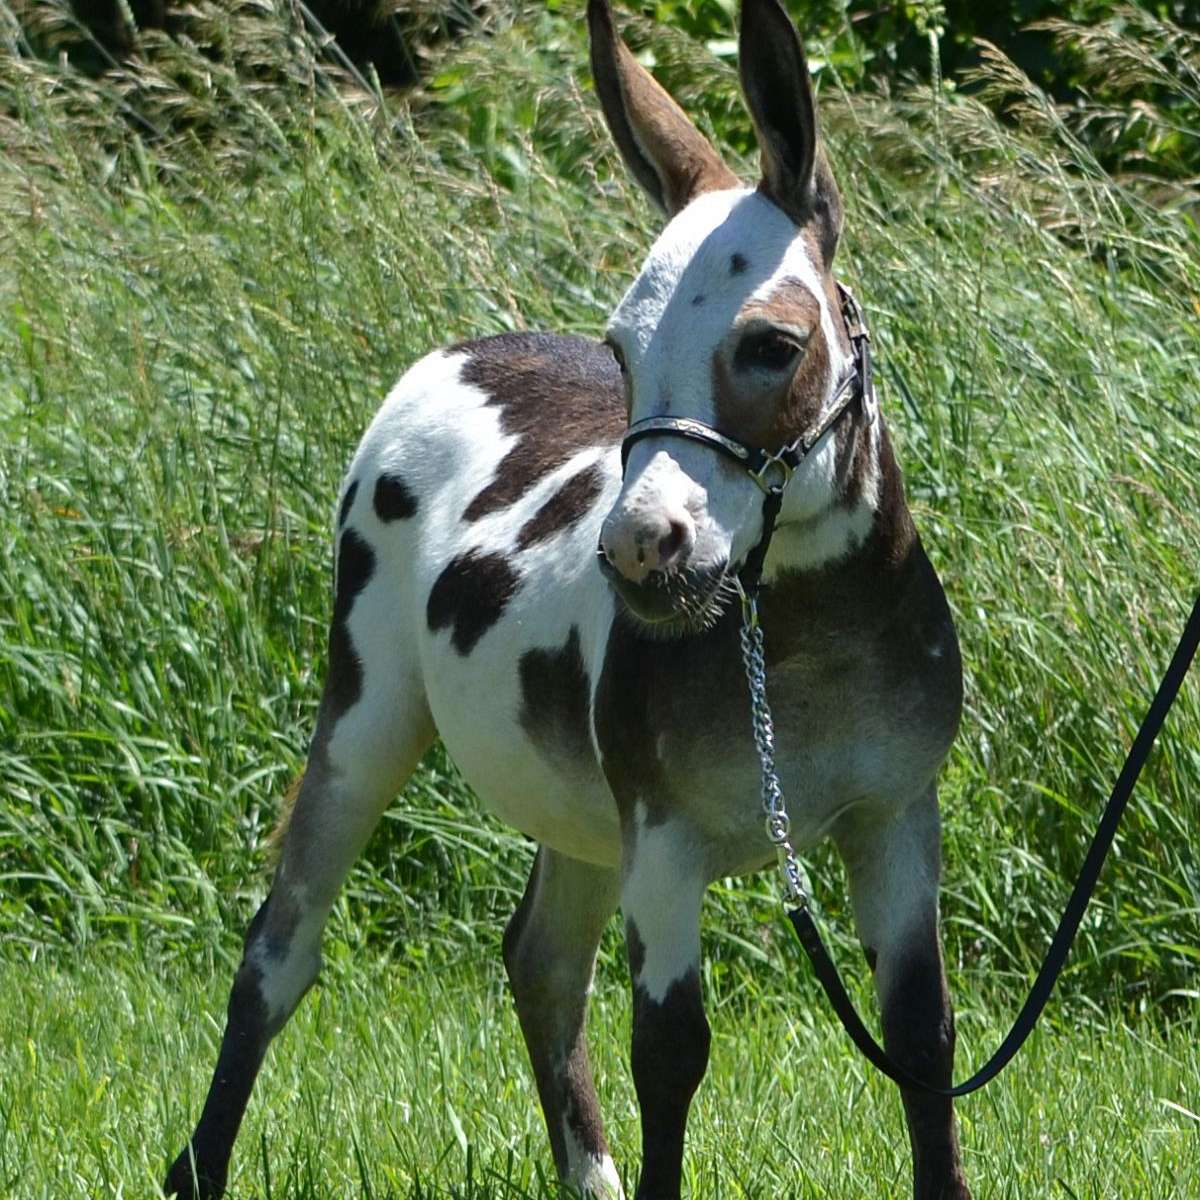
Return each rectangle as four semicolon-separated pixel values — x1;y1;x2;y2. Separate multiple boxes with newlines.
592;612;955;877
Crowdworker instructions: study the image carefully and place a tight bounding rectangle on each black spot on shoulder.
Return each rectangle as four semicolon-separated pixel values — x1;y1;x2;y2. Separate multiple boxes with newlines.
691;294;705;307
337;480;359;529
518;626;593;769
454;333;625;522
373;471;418;522
427;550;520;655
324;530;376;726
516;465;605;551
730;253;748;276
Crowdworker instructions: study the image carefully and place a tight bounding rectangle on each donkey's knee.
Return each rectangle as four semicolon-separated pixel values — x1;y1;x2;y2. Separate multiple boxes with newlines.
240;886;323;1035
502;850;614;1007
628;949;710;1200
502;903;589;1013
626;906;710;1118
877;938;970;1200
877;936;956;1089
501;887;542;999
630;961;710;1118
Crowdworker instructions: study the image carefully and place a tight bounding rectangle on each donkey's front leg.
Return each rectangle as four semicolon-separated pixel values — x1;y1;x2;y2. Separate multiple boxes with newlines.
503;846;623;1198
836;790;972;1200
621;813;711;1200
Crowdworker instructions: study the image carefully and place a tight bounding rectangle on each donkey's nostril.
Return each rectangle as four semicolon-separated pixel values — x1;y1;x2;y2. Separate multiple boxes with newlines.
658;518;690;569
600;508;695;585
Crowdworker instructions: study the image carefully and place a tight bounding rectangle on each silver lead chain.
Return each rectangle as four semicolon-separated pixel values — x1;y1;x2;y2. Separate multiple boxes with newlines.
736;584;809;910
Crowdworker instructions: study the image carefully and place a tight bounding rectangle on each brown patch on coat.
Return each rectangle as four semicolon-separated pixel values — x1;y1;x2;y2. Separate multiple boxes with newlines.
761;431;963;757
515;465;606;551
594;606;739;827
742;275;821;334
457;333;624;522
518;626;593;771
426;549;521;655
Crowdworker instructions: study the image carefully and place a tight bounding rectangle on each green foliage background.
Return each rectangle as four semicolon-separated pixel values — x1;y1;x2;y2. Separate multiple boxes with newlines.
1;0;1198;1021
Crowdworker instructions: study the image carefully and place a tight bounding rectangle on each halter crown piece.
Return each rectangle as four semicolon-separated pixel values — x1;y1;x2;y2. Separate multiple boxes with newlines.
619;282;877;600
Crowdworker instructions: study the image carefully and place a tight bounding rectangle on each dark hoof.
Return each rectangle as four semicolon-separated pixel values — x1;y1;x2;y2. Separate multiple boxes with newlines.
164;1149;226;1199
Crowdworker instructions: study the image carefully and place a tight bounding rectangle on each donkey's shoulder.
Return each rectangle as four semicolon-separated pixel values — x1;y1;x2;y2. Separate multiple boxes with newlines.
448;330;627;440
347;331;625;528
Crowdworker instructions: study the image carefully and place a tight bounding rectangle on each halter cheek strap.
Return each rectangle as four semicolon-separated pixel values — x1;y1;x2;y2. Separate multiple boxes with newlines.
617;282;877;595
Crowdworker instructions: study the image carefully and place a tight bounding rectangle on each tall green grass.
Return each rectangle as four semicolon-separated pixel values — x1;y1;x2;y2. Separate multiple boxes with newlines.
1;0;1197;1015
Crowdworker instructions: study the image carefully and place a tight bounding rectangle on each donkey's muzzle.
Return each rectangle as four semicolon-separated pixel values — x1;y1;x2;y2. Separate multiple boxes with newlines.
597;509;695;587
597;549;730;632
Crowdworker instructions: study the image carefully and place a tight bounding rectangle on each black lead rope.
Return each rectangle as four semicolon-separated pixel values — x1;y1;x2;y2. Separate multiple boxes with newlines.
790;591;1200;1097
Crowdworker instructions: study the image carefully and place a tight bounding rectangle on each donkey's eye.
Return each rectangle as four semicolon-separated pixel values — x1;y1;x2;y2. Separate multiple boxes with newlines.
735;329;804;373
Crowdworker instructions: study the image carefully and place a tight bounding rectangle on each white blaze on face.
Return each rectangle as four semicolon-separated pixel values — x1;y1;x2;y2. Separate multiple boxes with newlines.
602;187;855;578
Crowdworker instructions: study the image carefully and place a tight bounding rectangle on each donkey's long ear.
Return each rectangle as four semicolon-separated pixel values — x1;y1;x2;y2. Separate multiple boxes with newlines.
738;0;841;248
588;0;737;216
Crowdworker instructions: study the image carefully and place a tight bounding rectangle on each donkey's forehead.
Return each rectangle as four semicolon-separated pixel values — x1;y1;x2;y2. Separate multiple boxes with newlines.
609;187;827;354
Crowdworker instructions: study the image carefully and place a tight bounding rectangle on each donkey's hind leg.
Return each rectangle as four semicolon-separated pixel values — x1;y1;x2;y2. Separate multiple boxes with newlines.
503;847;623;1198
165;600;434;1197
835;789;972;1200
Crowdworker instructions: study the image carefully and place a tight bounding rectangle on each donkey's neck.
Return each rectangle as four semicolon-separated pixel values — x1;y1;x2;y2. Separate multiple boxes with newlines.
762;404;897;581
756;423;926;650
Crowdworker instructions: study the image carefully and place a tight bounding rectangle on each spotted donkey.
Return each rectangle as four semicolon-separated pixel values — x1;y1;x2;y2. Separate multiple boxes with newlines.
165;0;971;1196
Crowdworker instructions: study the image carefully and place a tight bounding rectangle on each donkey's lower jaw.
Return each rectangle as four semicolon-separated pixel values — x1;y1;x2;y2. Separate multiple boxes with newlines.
615;594;729;640
605;565;735;639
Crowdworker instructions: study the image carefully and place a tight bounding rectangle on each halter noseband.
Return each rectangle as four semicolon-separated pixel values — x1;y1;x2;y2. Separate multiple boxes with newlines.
616;282;877;596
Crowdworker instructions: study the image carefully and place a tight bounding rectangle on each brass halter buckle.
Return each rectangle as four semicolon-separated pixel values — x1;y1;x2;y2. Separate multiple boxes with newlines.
747;449;794;496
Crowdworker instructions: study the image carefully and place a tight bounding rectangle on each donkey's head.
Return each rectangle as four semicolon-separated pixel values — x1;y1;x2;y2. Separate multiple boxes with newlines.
592;0;865;633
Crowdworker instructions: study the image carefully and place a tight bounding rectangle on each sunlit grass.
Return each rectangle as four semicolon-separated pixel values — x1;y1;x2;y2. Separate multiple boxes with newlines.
2;952;1197;1197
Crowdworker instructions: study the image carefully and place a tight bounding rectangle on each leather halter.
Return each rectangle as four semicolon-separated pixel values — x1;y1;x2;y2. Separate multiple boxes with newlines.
617;282;877;596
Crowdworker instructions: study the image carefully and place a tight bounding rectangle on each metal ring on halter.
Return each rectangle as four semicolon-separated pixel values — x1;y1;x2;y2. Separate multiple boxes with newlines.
748;450;793;496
